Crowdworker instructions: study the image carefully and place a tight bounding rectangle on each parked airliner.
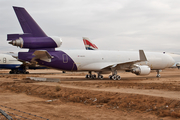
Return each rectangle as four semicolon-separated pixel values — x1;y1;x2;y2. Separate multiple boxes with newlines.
83;37;180;70
7;6;175;80
0;52;46;74
0;52;28;74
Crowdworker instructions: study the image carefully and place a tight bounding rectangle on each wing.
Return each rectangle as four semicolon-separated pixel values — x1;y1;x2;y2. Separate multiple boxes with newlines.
11;52;45;67
31;50;53;62
100;50;147;71
11;54;38;68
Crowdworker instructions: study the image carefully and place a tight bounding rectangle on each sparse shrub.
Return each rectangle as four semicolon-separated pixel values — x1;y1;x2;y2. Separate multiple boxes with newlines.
56;85;61;91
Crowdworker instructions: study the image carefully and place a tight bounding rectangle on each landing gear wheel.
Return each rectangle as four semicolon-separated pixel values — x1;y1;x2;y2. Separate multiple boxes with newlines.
85;74;96;79
156;70;161;78
112;75;117;80
85;74;89;78
98;75;103;79
110;68;121;80
109;75;112;80
110;75;121;80
116;75;121;80
92;74;96;79
90;74;96;79
156;74;161;77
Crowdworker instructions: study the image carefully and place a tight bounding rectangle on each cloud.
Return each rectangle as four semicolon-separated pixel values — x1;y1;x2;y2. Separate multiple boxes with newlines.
0;0;180;53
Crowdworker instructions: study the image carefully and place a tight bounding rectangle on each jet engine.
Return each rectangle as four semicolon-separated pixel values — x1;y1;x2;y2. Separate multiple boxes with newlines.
176;62;180;69
8;36;62;49
176;62;180;67
131;65;151;75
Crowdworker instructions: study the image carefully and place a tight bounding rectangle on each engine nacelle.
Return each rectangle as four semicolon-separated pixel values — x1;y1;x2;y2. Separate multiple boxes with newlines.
9;36;62;49
131;65;151;75
176;62;180;67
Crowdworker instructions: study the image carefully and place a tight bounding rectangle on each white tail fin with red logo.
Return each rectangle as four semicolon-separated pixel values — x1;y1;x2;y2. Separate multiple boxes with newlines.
83;37;98;50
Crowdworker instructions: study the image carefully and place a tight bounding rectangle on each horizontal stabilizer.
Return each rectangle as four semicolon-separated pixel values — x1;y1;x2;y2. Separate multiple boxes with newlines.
32;50;53;62
7;33;32;41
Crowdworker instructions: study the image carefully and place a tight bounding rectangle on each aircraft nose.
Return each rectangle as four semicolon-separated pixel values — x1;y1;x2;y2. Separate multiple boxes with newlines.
168;55;175;67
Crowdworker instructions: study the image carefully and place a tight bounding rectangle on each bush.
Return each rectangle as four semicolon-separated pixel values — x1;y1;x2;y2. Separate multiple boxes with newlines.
56;85;61;91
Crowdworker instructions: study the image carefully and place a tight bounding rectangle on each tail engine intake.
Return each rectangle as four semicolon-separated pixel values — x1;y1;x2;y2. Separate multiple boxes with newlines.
8;34;62;49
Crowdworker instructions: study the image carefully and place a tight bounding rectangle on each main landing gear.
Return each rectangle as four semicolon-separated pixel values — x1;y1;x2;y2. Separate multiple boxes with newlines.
109;75;121;80
109;65;121;80
109;70;121;80
85;71;121;80
9;68;29;74
85;71;103;79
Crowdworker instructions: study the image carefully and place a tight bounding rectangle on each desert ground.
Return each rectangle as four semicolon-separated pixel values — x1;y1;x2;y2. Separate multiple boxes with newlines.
0;68;180;120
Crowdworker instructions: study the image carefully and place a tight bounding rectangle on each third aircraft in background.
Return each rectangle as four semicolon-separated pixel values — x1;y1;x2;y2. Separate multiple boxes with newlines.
7;6;175;80
0;52;46;74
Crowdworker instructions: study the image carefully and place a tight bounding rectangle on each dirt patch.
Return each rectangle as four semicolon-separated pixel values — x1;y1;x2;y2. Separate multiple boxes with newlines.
62;81;180;91
1;80;180;118
0;68;180;119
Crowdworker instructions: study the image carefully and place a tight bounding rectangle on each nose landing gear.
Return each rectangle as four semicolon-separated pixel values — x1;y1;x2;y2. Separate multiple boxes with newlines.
156;70;161;78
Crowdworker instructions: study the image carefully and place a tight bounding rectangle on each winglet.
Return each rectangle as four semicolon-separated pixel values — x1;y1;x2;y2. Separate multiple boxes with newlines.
139;50;147;61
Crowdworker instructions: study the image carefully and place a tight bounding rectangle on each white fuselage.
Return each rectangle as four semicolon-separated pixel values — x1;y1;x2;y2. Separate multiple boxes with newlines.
64;50;175;71
0;54;21;69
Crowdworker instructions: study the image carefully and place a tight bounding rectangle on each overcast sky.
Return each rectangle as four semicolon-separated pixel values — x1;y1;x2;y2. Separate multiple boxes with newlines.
0;0;180;53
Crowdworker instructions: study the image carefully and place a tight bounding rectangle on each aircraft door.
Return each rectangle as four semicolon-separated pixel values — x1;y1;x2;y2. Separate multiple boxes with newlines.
62;54;76;71
62;54;68;63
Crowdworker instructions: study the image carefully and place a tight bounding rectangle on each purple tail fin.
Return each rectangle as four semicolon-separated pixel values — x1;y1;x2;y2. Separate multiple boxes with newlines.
13;6;47;37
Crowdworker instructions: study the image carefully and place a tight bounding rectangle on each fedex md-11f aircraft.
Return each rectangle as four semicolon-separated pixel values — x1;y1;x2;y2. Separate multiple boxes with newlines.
7;6;175;80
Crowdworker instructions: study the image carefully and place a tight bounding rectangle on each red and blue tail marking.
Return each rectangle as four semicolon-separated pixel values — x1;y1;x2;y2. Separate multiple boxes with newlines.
83;37;98;50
